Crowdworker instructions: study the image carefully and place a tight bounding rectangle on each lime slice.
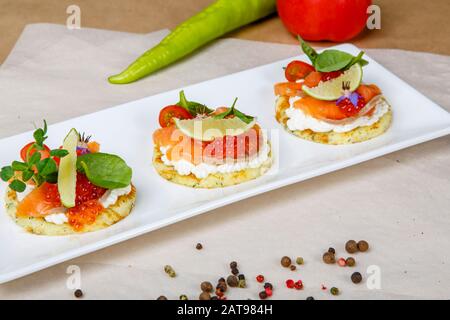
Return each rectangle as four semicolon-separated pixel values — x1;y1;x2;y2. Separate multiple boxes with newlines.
174;117;256;141
58;128;78;208
302;64;363;101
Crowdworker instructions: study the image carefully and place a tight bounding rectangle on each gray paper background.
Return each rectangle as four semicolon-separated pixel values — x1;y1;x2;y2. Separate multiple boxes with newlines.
0;24;449;299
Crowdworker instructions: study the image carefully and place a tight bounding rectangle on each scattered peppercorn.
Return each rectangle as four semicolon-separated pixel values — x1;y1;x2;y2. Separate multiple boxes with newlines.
290;265;297;271
199;292;211;300
215;288;224;297
238;279;246;288
201;281;213;293
74;289;83;298
281;256;292;268
259;291;268;299
338;258;347;267
296;257;304;265
264;282;273;290
238;274;245;280
216;282;227;292
357;240;369;252
294;280;303;290
321;284;327;290
265;287;273;297
306;296;315;300
328;247;336;254
323;252;336;264
230;261;237;269
256;275;265;283
156;295;167;300
330;287;340;296
164;265;176;278
211;296;219;300
346;257;356;267
180;294;188;300
351;272;363;284
231;267;239;275
218;277;226;283
345;240;358;254
286;279;295;289
196;243;203;250
227;275;238;288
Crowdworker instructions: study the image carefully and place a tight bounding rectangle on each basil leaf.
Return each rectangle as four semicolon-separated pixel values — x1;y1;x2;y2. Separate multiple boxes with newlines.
36;158;57;176
9;179;26;192
314;50;354;72
29;152;41;166
11;161;28;172
77;153;132;189
1;166;14;182
45;172;58;184
50;149;69;158
177;91;213;116
233;108;254;124
22;170;34;182
298;36;318;63
346;51;369;69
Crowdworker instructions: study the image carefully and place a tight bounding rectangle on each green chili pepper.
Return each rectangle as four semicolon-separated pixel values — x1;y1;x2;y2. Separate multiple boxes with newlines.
108;0;276;84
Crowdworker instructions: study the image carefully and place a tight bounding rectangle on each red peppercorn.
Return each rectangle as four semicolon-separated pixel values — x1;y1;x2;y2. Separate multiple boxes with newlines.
286;279;295;289
294;280;303;290
321;284;327;290
256;275;264;283
265;287;273;297
338;258;347;267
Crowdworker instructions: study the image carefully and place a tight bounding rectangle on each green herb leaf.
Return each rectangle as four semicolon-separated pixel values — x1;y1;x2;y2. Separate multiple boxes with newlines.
9;179;26;192
298;35;318;64
0;166;14;182
314;50;354;72
50;149;69;158
233;108;254;124
45;172;58;184
36;158;58;177
346;51;369;69
177;91;213;116
77;153;132;189
28;152;41;166
11;161;28;172
22;170;34;182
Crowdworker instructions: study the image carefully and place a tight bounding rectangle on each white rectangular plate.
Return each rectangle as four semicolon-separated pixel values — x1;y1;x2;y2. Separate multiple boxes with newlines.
1;44;449;283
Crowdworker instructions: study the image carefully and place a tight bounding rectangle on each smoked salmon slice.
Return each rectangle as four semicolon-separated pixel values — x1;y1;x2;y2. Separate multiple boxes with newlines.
16;183;62;217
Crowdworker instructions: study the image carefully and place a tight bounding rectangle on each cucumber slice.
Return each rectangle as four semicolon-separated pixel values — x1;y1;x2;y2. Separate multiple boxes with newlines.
58;128;78;208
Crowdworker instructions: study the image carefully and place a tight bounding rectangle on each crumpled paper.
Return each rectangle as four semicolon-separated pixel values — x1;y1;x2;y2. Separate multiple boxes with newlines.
0;24;449;299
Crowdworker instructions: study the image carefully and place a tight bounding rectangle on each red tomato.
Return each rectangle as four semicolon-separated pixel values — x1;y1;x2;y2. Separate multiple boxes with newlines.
285;60;315;82
159;105;193;127
277;0;372;42
20;142;51;162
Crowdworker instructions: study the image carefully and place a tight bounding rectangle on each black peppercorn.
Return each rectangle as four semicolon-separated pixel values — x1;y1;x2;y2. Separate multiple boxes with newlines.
227;275;238;287
357;240;369;252
323;252;336;264
345;240;358;254
211;296;218;300
231;267;239;275
230;261;237;269
351;272;363;284
290;265;296;271
259;291;268;299
306;296;315;300
196;243;203;250
201;281;213;293
281;256;292;267
199;292;211;300
74;289;83;298
328;247;336;254
156;295;167;300
238;274;245;280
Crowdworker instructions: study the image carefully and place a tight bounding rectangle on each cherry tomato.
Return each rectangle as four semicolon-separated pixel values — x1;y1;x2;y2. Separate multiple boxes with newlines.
285;60;315;82
20;142;51;162
321;71;343;82
159;105;193;127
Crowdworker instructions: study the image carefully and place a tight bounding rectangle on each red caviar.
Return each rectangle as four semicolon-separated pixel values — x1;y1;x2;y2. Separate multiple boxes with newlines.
75;173;107;206
68;200;104;231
